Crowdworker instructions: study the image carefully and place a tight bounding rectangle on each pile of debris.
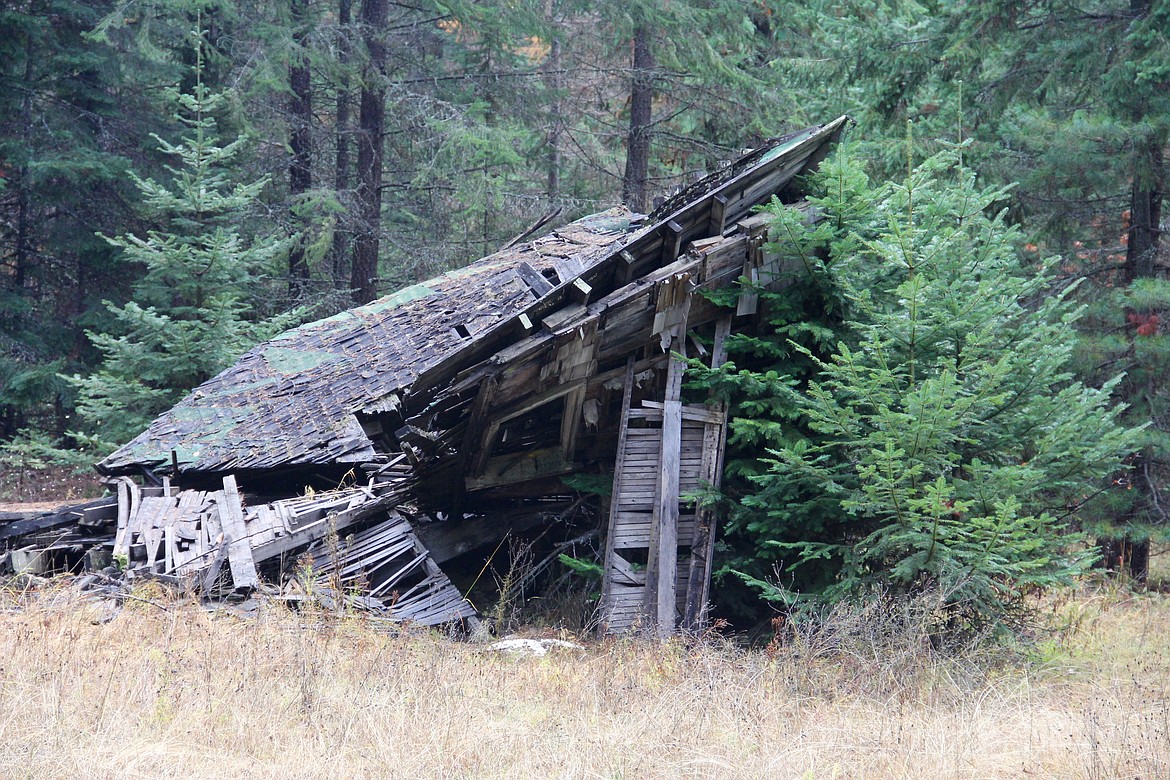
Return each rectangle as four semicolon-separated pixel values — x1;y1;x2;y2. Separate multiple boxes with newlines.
1;457;474;625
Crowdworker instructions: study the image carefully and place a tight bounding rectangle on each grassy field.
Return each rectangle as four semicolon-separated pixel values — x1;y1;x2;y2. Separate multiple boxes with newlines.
0;580;1167;780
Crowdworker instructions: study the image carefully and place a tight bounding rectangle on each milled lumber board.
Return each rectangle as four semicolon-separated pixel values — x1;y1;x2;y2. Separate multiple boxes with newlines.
199;535;229;595
599;356;637;629
639;401;724;425
541;302;588;333
144;525;163;569
338;539;416;582
515;261;555;296
602;584;650;633
644;327;687;638
252;505;282;541
560;385;587;459
709;193;729;236
612;517;697;548
660;220;684;264
218;476;258;589
164;525;177;573
113;478;138;554
608;552;646;586
463;373;501;478
721;154;817;227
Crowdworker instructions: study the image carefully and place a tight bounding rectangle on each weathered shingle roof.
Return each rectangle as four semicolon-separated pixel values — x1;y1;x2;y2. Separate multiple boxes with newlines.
99;209;636;475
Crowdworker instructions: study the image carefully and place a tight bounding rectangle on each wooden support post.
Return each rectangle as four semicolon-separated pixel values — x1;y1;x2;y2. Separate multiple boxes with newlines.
560;386;587;460
462;374;501;479
645;333;686;637
737;234;763;316
555;323;597;460
682;315;732;631
660;219;683;265
619;249;637;286
708;194;728;236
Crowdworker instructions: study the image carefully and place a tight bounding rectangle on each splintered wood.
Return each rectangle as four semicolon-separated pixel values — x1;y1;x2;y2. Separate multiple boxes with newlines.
105;470;472;626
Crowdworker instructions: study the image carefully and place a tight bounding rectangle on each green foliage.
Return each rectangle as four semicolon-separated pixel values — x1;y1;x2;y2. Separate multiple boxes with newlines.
0;427;94;474
557;554;603;580
710;148;1136;635
560;473;613;497
70;47;298;449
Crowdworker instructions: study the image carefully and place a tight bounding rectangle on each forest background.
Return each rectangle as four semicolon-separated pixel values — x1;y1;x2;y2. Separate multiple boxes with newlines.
1;0;1166;586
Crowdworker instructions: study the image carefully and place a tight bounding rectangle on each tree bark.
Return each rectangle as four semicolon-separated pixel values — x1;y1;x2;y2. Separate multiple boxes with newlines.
351;0;387;304
330;0;353;286
543;0;561;201
1114;0;1166;582
1123;130;1165;284
622;26;654;214
287;0;313;297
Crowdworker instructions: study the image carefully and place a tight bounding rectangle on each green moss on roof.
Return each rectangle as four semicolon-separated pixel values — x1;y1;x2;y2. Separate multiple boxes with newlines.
262;346;341;374
362;283;437;312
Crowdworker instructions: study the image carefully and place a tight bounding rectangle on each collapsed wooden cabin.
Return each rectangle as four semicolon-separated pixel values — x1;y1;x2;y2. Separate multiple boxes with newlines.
1;117;849;634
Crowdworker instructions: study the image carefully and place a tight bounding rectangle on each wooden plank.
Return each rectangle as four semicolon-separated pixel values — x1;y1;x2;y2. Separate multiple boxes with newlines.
683;315;732;631
113;478;138;555
465;446;575;491
619;249;637;286
164;525;177;573
218;475;259;589
639;401;724;425
570;277;592;304
737;234;764;316
560;385;587;460
200;534;229;595
660;219;684;265
463;374;501;478
515;261;555;297
644;319;688;638
708;193;728;235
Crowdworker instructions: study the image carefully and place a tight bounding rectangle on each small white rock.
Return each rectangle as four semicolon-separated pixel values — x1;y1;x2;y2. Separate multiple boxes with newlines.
488;638;584;656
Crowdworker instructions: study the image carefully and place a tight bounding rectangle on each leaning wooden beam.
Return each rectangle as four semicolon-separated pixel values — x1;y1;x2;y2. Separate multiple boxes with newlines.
0;495;117;543
217;475;259;589
643;289;692;638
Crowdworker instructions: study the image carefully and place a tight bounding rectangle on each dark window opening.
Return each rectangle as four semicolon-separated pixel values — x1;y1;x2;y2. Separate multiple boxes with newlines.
493;401;564;456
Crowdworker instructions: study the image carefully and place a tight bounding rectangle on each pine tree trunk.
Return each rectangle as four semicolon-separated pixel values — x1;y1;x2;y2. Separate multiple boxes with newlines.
1123;132;1164;284
543;0;561;201
1115;0;1166;581
287;0;313;298
330;0;353;287
351;0;387;304
622;26;654;213
12;35;34;292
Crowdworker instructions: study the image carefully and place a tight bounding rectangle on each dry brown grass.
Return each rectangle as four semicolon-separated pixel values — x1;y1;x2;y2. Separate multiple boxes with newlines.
0;582;1167;780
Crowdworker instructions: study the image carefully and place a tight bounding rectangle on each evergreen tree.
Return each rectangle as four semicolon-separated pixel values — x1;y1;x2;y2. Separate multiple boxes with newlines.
71;42;295;448
700;148;1135;634
766;0;1170;577
0;0;159;441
